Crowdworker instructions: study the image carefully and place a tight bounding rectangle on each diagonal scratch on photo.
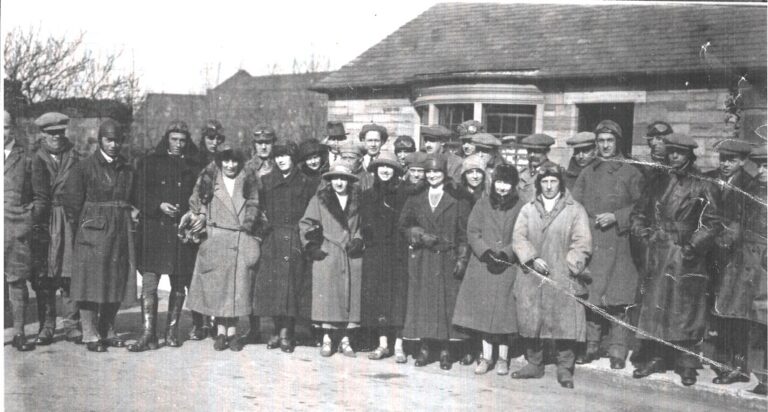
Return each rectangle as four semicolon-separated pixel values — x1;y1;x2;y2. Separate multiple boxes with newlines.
3;1;767;411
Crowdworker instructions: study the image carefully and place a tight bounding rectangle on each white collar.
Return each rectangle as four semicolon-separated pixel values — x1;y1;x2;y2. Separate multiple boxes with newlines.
100;149;114;163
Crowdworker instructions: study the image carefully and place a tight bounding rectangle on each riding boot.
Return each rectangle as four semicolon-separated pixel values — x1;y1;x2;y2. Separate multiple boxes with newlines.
34;288;56;345
164;290;185;347
127;294;159;352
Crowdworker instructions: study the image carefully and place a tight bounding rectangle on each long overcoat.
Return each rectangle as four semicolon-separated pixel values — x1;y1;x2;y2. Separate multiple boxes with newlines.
572;157;644;306
712;175;767;324
630;163;720;341
453;194;524;334
299;185;363;324
62;150;135;303
252;167;316;317
4;142;34;282
512;191;592;341
359;181;409;328
31;143;79;280
398;185;471;340
186;167;262;317
135;148;200;277
296;165;327;319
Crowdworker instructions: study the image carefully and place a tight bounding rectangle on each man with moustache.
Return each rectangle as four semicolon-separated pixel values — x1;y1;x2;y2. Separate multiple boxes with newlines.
571;120;644;369
516;134;560;202
421;125;463;183
563;132;597;191
30;112;82;345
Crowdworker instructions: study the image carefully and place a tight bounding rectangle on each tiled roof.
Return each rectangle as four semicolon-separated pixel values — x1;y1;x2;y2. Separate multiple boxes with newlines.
215;70;332;92
315;2;766;90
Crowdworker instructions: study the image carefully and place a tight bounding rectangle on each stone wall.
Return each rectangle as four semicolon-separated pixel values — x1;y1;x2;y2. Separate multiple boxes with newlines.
327;98;420;148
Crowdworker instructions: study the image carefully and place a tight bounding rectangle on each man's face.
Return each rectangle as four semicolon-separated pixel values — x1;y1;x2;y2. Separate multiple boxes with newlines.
168;132;187;156
43;129;66;151
363;131;382;157
423;138;443;155
596;132;618;158
253;141;273;159
426;169;445;187
540;176;561;199
340;153;361;171
462;141;476;156
408;167;425;184
327;138;343;153
667;147;690;169
4;112;13;146
758;162;767;183
573;146;597;167
305;154;322;170
99;136;123;158
275;154;293;172
718;153;746;178
527;148;548;168
376;165;394;182
204;135;221;152
648;136;667;160
464;169;484;188
395;150;411;166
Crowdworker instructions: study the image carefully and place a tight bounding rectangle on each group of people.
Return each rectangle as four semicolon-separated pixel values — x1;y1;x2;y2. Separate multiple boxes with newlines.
4;110;766;393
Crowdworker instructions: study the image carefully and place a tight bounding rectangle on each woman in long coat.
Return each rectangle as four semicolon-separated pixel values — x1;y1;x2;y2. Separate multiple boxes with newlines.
360;151;409;361
510;165;592;388
299;161;364;357
398;154;472;370
630;134;720;386
186;143;263;352
453;164;524;376
252;142;316;353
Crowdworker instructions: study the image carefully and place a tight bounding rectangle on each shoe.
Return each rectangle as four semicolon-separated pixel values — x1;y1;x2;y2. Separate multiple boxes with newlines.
34;327;54;346
414;343;431;367
474;358;491;375
164;291;185;348
395;348;407;364
320;341;333;357
459;352;475;366
266;335;281;350
66;335;83;345
86;341;107;352
496;358;510;376
559;381;574;389
439;349;452;370
368;346;391;360
11;334;34;352
632;358;665;379
102;337;126;348
188;325;207;341
576;350;599;365
712;367;751;385
229;336;243;352
213;334;228;351
279;338;295;353
339;340;356;358
610;357;626;370
751;383;767;396
678;367;697;386
510;364;545;379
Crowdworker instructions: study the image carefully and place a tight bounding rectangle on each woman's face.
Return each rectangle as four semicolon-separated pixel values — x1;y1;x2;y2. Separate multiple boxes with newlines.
275;154;293;172
494;180;513;197
426;169;445;187
464;169;484;188
222;159;241;178
540;176;560;199
759;162;767;183
462;142;476;156
305;154;322;170
376;165;394;182
408;167;425;184
331;178;348;194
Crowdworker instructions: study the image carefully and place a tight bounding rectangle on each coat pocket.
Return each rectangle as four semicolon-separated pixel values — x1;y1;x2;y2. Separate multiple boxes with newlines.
77;216;107;246
241;233;262;268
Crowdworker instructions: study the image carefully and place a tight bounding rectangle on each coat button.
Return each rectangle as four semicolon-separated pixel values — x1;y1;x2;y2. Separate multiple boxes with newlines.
283;236;290;240
283;256;290;262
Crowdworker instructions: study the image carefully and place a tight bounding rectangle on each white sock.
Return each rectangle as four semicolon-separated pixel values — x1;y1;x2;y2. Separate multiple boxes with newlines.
395;338;404;351
379;335;388;349
482;340;493;360
499;344;509;360
323;334;331;344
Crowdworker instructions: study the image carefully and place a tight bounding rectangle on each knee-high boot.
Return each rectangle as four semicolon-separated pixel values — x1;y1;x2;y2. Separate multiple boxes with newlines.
34;287;56;345
165;290;185;347
127;293;159;352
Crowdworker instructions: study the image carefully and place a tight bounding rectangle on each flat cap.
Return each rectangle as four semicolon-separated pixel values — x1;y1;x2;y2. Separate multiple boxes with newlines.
457;120;485;140
421;125;453;141
595;120;623;139
461;154;488;175
370;150;403;173
470;133;501;149
713;139;753;156
646;121;673;139
359;123;389;143
566;132;597;148
749;145;767;161
393;135;416;153
519;133;555;150
338;140;366;157
326;121;348;139
405;151;428;169
252;125;277;142
35;112;69;131
663;133;698;150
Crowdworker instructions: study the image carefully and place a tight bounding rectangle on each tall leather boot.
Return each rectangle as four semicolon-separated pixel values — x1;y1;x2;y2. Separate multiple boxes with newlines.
165;290;185;347
127;294;159;352
34;288;56;345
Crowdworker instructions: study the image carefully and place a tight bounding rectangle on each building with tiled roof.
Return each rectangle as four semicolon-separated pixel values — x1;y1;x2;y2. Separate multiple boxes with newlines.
313;2;767;167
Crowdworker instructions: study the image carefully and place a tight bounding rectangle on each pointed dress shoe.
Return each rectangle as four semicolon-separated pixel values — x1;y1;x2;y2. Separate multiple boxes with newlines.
632;358;665;379
559;381;574;389
510;364;545;380
279;338;295;353
86;341;107;352
752;383;767;396
678;367;697;386
439;349;453;370
712;367;750;385
213;334;228;351
102;337;126;348
266;335;281;350
34;328;54;346
414;345;431;367
11;334;35;352
229;335;244;352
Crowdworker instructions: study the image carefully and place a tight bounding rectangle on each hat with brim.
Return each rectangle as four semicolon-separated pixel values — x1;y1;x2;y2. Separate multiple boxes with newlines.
663;133;698;150
369;150;403;173
566;132;597;148
298;138;325;160
461;154;488;175
422;154;447;172
470;133;501;149
322;161;359;182
405;151;428;169
713;139;753;156
35;112;69;132
520;133;555;150
327;121;348;140
749;145;767;161
339;140;366;157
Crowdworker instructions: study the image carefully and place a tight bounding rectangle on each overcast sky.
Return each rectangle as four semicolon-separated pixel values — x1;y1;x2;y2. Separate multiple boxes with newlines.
2;0;447;94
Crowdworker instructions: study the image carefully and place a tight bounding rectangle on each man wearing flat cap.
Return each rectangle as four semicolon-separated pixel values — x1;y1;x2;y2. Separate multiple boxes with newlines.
247;124;276;179
359;123;388;172
421;125;463;183
30;111;82;345
572;121;644;369
703;138;762;385
630;133;721;386
457;120;485;157
62;119;136;353
323;121;348;168
517;133;560;202
564;132;597;190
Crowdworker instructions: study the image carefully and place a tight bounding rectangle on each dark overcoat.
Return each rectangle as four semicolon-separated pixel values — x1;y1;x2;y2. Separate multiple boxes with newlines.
299;185;363;323
453;194;524;334
512;192;592;341
572;157;644;306
398;185;471;340
630;163;720;341
4;142;34;282
135;149;200;277
359;181;409;328
62;150;135;303
252;167;316;317
31;143;79;279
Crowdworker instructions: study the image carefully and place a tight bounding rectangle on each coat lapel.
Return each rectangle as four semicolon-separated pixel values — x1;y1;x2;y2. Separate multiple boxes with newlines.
5;145;22;173
214;171;239;218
